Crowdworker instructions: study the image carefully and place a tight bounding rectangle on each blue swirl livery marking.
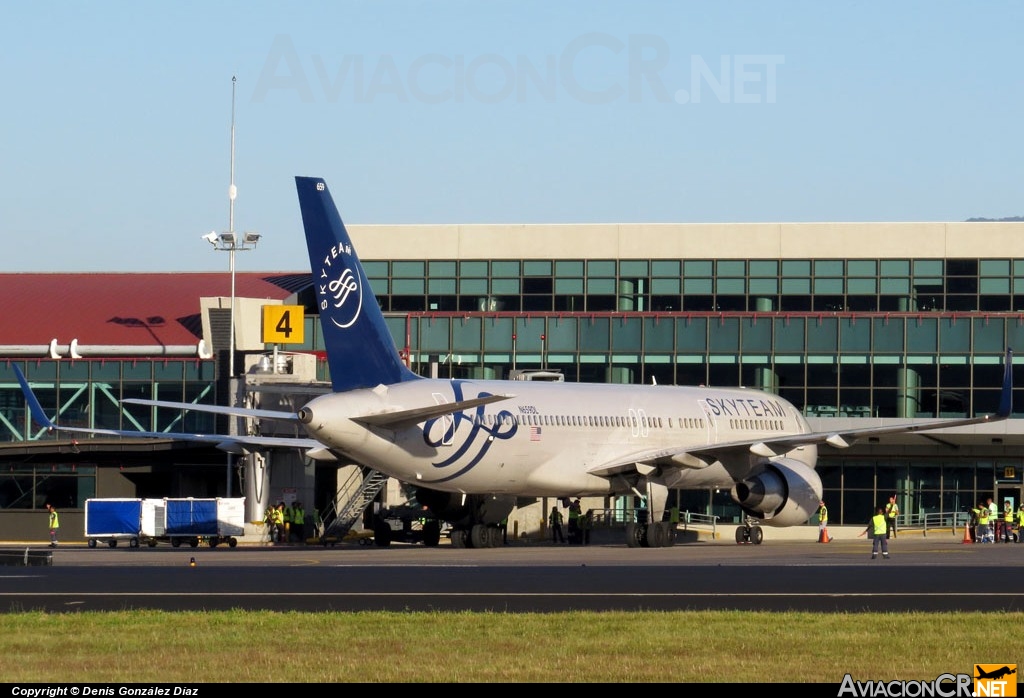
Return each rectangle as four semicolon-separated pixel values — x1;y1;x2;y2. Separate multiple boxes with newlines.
422;381;518;483
317;248;362;330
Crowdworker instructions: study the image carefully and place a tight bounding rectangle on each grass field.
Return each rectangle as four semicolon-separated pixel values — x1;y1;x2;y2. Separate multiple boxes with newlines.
6;609;1020;683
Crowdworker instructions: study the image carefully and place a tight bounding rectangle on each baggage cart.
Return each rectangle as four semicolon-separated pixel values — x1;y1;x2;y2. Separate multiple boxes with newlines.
160;497;245;548
84;498;143;548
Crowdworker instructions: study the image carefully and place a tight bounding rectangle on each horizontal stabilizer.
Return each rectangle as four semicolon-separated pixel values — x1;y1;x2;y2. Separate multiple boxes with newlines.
354;393;513;430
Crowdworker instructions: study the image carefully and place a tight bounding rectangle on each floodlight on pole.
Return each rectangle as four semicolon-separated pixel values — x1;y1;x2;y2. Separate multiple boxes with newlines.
200;75;260;499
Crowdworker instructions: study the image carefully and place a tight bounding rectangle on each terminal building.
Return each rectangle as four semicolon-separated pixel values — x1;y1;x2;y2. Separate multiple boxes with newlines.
1;219;1023;540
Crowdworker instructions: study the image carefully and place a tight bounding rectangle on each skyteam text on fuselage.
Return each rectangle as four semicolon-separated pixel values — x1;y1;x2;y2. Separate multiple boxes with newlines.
13;177;1015;549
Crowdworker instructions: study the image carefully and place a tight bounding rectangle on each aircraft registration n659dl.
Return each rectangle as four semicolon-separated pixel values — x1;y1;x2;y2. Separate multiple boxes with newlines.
14;177;1014;549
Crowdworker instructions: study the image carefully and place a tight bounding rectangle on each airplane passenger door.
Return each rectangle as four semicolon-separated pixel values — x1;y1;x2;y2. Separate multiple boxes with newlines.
628;408;650;439
698;400;719;444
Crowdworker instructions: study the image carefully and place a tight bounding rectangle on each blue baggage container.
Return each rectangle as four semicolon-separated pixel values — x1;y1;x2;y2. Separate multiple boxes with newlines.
84;498;143;548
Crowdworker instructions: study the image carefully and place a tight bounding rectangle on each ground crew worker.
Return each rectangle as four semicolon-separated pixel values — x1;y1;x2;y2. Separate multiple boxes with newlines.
292;502;306;545
273;503;286;544
858;506;889;559
1017;504;1024;544
263;506;277;544
969;503;982;543
1002;500;1014;543
884;495;899;539
580;509;593;546
816;500;831;542
567;499;582;544
309;506;323;540
548;506;564;544
45;503;59;547
282;502;292;543
977;501;992;543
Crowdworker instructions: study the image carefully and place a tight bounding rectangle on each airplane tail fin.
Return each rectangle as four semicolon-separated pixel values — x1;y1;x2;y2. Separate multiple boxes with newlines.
12;364;56;431
295;176;421;392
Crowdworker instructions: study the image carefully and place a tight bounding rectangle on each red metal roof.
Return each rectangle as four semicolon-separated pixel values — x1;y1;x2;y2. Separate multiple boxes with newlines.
0;272;306;347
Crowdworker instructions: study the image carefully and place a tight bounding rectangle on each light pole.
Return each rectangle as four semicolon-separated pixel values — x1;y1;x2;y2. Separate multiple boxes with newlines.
201;76;260;497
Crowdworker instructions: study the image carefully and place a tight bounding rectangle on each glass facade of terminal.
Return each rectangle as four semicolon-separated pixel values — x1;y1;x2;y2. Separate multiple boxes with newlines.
2;255;1023;526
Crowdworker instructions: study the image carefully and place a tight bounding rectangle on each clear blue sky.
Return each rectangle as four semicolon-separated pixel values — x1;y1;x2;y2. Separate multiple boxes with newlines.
2;1;1021;272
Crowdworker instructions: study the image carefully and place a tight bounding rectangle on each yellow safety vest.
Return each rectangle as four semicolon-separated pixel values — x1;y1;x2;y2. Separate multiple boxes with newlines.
871;514;886;535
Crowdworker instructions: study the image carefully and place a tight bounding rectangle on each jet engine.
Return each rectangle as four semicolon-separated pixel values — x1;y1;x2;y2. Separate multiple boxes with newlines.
730;458;822;527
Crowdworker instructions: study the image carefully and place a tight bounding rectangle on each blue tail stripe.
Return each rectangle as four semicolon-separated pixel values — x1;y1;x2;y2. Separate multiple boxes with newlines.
296;177;420;392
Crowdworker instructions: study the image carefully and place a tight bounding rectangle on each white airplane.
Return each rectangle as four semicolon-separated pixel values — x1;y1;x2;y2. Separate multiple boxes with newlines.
14;176;1015;548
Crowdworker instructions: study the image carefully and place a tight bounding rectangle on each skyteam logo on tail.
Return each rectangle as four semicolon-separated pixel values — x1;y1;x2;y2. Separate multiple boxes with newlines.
316;246;363;329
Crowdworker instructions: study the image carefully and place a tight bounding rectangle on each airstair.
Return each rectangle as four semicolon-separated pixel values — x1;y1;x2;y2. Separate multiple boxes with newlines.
317;468;389;544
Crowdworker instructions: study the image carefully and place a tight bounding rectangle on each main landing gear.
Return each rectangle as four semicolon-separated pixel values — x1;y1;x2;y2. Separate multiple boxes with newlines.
625;521;676;548
735;518;764;545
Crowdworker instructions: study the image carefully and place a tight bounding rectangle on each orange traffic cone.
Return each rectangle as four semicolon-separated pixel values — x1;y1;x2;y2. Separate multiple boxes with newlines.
962;522;973;544
818;528;831;543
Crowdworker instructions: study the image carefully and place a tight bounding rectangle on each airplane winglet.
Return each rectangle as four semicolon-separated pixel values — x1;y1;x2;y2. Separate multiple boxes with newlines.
996;347;1013;418
12;365;56;431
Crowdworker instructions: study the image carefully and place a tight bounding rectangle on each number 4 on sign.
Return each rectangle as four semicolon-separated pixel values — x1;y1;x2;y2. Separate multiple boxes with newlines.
262;305;305;344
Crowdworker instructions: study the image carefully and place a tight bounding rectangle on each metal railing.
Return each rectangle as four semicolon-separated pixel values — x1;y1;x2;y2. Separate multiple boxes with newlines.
678;511;719;537
588;507;718;537
898;511;968;536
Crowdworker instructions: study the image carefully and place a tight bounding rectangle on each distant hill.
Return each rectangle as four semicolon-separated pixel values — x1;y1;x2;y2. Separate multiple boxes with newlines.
965;216;1024;222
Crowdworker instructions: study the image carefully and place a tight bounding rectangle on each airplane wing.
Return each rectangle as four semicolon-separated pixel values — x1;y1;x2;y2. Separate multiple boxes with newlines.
14;365;512;454
13;365;323;455
588;347;1014;478
121;398;301;422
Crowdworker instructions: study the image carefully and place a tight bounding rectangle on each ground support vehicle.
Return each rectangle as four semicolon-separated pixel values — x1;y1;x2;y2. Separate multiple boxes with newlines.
371;505;444;547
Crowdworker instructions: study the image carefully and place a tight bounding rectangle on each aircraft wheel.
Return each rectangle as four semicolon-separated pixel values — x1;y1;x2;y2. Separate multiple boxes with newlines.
735;526;748;544
750;526;764;544
450;528;468;548
108;539;118;548
646;523;667;548
422;521;441;547
88;539;97;549
625;523;643;548
469;524;490;548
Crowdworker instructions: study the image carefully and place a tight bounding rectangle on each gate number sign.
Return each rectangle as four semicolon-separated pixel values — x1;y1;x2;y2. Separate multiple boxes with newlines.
262;305;305;344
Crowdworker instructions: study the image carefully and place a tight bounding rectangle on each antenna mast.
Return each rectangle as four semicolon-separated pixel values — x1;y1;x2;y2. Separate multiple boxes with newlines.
228;75;237;232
